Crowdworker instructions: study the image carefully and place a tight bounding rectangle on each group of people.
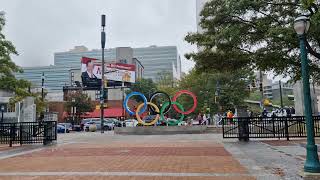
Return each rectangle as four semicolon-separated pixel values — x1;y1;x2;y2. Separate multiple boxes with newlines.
262;107;296;118
196;113;210;125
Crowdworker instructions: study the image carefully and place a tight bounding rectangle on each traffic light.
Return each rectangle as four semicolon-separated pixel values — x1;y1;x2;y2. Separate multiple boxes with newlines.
251;80;256;88
247;85;251;91
259;83;263;92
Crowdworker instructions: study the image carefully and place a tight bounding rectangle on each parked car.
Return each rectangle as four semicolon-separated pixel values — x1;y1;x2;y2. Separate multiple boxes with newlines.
124;119;138;127
84;121;98;132
58;123;72;132
83;119;112;131
104;119;115;130
105;118;123;127
57;124;69;133
80;119;92;130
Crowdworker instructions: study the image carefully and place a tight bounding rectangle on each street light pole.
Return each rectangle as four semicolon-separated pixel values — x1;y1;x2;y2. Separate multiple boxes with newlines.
41;72;45;121
41;72;45;102
294;15;320;173
279;80;283;109
100;14;106;133
72;98;75;126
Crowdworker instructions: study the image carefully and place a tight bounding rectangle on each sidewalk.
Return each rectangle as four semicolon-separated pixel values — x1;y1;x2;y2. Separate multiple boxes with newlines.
0;133;254;180
0;132;314;179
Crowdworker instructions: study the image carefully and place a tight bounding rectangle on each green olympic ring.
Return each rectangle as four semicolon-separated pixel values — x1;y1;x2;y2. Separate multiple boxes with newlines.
160;101;185;126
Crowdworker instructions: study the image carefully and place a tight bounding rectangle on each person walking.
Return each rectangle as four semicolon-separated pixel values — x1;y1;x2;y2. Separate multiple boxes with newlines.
197;113;203;125
202;114;208;125
227;110;234;124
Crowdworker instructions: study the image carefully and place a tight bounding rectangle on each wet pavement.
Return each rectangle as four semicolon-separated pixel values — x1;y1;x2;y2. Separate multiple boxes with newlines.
0;132;317;179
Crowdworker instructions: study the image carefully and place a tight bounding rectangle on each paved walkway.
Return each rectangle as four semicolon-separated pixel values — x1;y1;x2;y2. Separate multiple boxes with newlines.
0;132;315;179
0;133;254;180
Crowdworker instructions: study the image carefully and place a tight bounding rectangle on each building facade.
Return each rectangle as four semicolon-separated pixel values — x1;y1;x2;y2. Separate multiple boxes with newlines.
16;45;181;98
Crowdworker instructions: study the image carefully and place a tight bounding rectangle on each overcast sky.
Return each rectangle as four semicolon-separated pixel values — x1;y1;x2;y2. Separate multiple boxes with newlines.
1;0;197;72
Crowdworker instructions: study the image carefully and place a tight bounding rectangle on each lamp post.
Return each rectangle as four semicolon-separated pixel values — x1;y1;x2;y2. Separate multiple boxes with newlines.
279;80;283;109
294;15;320;173
100;14;106;133
1;105;4;123
71;98;75;126
41;72;45;121
41;73;45;102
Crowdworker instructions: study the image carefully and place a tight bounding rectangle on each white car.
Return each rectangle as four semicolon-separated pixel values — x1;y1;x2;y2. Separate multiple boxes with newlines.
124;119;138;127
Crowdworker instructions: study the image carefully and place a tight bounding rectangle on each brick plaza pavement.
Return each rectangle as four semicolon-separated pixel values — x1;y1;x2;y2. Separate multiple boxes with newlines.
0;132;256;180
0;132;316;180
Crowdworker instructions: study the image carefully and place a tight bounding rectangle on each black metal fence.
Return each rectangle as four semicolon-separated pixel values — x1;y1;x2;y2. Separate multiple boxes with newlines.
0;121;57;146
222;116;320;141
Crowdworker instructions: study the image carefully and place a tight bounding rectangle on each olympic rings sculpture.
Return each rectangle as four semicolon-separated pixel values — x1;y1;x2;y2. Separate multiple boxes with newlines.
123;90;197;126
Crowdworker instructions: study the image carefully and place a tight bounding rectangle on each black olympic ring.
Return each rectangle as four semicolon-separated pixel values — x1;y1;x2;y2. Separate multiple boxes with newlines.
149;91;172;115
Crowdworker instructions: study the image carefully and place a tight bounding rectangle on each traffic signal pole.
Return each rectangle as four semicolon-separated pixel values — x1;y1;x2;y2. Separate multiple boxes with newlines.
100;15;106;133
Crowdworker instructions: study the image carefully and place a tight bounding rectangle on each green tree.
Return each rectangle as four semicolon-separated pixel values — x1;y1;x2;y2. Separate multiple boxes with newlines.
178;69;252;115
0;13;48;119
0;13;31;99
185;0;320;82
127;78;158;100
64;91;94;124
247;91;263;102
302;0;317;8
156;71;174;88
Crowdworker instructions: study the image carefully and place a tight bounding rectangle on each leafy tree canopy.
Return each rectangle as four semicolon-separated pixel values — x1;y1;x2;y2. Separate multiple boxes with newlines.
127;78;158;101
178;68;253;115
0;13;31;94
185;0;320;82
0;12;39;112
64;91;94;123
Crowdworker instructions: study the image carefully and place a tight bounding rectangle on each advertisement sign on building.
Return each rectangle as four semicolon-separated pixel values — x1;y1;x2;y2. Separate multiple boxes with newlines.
81;57;136;87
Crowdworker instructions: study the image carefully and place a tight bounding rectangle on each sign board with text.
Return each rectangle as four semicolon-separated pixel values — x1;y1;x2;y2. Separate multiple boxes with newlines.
81;57;136;87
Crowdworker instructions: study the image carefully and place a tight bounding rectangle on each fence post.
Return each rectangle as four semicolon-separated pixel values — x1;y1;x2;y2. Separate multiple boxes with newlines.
19;123;22;146
9;123;15;147
222;118;225;138
43;122;48;145
272;117;276;138
238;118;249;142
285;117;289;141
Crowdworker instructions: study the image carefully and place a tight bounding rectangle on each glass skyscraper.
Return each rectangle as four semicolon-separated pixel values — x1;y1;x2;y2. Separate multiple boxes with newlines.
16;45;181;94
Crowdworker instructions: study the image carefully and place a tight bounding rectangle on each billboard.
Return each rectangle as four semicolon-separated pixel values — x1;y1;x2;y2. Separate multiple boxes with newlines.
81;57;135;87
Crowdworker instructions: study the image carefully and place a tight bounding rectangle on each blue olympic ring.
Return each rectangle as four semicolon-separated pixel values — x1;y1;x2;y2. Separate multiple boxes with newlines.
123;92;148;116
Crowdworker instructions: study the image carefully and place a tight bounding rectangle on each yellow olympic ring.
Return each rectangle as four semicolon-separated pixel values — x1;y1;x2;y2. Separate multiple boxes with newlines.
136;102;160;126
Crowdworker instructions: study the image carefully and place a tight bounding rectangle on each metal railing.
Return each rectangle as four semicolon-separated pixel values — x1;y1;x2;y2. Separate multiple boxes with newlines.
0;121;57;146
222;116;320;140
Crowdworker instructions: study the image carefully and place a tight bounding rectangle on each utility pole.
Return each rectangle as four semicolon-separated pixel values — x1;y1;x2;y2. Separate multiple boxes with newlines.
100;14;106;133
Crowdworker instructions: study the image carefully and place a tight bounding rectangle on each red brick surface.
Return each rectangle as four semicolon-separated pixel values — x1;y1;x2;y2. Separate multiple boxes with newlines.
0;136;253;179
0;176;256;180
20;147;230;157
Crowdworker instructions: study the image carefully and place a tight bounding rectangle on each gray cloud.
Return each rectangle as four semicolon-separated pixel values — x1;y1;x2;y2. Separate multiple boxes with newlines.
1;0;196;72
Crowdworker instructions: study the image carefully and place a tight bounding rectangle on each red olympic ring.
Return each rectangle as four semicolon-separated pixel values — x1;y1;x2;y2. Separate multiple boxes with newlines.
172;90;197;115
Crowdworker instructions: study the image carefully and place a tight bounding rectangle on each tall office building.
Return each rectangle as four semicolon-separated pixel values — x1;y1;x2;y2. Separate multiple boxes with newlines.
55;45;180;81
16;45;181;97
